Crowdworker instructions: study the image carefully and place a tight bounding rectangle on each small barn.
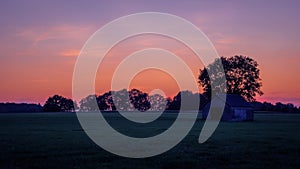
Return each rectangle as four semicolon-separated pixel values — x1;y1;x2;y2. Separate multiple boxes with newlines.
202;94;254;121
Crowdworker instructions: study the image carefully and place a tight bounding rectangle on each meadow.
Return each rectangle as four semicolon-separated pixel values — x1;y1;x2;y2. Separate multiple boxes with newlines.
0;112;299;169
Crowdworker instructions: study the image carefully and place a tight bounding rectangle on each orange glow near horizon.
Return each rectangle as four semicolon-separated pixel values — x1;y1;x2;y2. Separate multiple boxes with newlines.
129;69;180;98
95;34;203;98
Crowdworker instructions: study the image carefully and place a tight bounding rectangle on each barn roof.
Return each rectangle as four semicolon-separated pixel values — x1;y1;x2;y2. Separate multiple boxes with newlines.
217;94;253;108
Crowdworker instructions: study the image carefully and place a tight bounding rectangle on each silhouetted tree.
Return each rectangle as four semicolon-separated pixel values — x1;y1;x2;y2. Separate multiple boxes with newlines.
79;89;151;112
43;95;77;112
275;102;285;112
167;92;181;110
275;102;298;112
199;55;263;101
165;97;173;110
79;92;119;112
100;91;116;111
129;89;150;112
111;89;134;111
97;94;110;111
79;95;98;112
149;94;167;111
262;101;275;111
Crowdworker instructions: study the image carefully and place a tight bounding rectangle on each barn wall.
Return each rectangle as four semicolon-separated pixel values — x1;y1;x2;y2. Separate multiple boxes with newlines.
221;106;232;121
202;100;254;121
231;107;254;121
246;109;254;121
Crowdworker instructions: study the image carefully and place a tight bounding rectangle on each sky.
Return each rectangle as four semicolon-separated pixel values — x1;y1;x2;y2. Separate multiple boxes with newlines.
0;0;300;106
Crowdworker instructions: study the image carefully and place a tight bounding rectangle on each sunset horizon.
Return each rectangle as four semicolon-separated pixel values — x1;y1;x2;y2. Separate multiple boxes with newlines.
1;1;300;168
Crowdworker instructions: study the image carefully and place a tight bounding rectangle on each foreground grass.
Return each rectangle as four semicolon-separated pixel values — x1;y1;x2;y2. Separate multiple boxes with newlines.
0;112;299;169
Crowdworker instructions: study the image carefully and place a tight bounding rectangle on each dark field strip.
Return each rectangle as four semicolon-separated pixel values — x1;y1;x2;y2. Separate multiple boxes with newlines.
0;113;299;169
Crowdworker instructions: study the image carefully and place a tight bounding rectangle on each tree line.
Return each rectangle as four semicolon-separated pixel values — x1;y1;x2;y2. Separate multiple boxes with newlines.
43;89;208;112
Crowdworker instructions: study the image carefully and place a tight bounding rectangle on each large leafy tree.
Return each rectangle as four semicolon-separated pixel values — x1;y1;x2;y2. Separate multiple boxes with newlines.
198;55;263;101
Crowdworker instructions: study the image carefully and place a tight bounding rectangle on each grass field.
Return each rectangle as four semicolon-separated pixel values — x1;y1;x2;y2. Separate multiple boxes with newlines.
0;112;299;169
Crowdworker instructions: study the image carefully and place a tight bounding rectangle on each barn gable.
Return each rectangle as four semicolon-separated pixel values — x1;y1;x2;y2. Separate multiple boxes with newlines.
202;94;254;121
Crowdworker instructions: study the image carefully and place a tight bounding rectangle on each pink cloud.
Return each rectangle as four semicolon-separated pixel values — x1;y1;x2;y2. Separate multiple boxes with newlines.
16;24;96;46
60;49;80;57
33;32;50;45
